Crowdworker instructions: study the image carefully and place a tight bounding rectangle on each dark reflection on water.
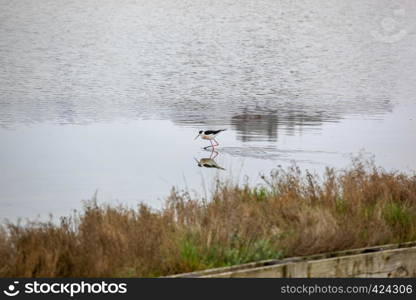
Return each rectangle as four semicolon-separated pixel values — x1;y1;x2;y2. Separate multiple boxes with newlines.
195;150;225;170
230;109;331;142
232;112;279;142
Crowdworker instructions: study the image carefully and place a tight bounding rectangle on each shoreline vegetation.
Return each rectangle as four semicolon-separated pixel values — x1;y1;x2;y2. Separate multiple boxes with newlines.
1;159;416;277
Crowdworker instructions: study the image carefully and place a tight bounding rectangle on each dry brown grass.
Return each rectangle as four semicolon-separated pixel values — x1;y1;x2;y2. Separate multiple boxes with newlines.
1;159;416;277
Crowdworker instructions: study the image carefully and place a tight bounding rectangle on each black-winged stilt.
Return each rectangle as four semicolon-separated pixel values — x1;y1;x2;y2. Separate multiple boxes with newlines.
194;129;226;149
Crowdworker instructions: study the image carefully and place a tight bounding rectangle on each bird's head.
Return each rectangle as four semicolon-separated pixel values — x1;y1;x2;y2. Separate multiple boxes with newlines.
194;130;203;140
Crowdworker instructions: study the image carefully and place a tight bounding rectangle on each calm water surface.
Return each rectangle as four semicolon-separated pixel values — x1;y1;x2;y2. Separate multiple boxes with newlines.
1;0;415;220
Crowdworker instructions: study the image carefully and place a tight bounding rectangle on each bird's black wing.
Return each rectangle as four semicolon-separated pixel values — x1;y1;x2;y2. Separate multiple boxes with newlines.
204;129;226;135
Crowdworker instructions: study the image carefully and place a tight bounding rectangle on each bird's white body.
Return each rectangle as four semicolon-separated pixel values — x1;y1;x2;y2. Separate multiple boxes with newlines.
201;133;216;140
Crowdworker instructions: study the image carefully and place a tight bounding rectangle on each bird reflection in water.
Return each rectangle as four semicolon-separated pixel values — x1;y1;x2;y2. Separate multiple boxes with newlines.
194;149;225;170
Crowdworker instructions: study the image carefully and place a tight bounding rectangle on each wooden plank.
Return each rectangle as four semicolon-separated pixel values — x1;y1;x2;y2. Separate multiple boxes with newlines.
199;246;416;278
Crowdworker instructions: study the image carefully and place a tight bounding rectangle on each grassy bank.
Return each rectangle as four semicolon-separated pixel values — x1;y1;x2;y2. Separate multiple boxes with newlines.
1;159;416;277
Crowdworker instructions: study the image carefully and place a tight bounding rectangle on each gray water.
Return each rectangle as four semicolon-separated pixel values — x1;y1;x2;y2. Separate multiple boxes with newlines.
1;0;416;220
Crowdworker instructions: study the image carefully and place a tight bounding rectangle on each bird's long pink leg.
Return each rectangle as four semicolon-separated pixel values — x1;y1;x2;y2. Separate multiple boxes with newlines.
214;139;219;146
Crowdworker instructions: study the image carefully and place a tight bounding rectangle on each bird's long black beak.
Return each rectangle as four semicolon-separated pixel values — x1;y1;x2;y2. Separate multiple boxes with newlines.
194;134;200;140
